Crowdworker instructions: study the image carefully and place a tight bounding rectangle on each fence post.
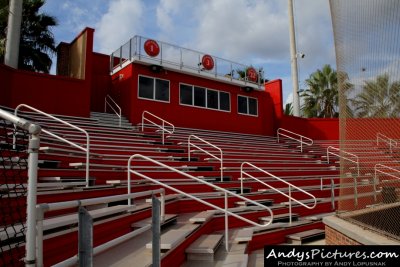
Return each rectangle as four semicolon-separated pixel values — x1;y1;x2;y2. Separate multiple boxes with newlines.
78;206;93;267
152;196;161;267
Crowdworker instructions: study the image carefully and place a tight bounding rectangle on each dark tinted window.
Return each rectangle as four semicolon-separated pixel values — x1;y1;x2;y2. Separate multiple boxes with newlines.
248;98;258;115
138;76;154;99
238;96;248;114
207;90;219;109
180;84;193;105
219;92;230;111
155;79;169;101
194;86;206;107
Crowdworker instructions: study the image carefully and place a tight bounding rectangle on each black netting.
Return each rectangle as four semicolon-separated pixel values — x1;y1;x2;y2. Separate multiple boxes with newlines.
1;118;29;266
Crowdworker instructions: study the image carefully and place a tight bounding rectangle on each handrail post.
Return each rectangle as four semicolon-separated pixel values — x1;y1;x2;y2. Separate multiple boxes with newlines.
224;192;229;252
373;168;378;202
330;178;335;210
127;158;132;206
354;175;358;207
288;186;292;224
86;139;90;187
300;136;303;153
220;151;223;182
240;165;244;195
26;132;40;267
162;121;165;145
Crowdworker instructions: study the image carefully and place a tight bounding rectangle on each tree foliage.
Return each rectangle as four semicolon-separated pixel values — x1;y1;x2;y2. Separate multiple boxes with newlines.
0;0;57;73
301;64;339;118
351;74;400;118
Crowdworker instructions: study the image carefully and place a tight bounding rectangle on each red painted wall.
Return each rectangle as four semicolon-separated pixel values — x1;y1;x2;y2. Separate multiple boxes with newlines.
0;28;97;117
0;64;13;107
112;63;276;135
279;115;339;140
91;52;111;112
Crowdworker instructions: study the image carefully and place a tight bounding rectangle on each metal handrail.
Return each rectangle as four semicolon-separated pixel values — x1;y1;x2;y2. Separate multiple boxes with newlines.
15;104;91;187
188;134;223;181
377;133;398;153
327;146;360;206
104;95;122;127
141;111;174;144
127;154;273;251
276;128;313;153
373;164;400;201
36;189;165;267
240;162;317;224
0;108;41;267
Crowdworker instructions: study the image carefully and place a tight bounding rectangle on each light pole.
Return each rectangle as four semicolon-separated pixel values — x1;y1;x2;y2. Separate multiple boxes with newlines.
4;0;23;69
288;0;300;116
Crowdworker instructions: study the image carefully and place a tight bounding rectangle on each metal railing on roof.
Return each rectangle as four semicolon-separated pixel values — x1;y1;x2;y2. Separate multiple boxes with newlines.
276;128;313;153
240;162;317;224
104;95;122;127
110;35;265;89
15;104;91;187
127;154;273;251
188;134;223;181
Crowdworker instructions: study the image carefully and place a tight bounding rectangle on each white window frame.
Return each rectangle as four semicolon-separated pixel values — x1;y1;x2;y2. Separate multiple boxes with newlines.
237;95;258;117
138;75;170;103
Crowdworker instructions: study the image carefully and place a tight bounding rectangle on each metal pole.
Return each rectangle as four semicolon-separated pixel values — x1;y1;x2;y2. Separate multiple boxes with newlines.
288;186;292;224
4;0;23;68
25;133;40;267
224;192;229;252
152;196;161;267
330;178;335;210
288;0;300;116
78;207;93;267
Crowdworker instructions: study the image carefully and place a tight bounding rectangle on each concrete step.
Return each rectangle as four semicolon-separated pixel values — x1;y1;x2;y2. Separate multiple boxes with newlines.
286;229;325;245
189;211;215;223
145;224;198;251
259;213;299;223
235;198;273;207
185;234;224;261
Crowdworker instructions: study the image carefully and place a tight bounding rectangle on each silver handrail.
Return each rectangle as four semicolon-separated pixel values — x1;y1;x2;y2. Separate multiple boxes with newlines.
104;94;122;127
327;146;360;206
141;110;174;144
276;128;313;153
188;134;223;181
376;133;398;153
240;162;317;224
127;154;273;251
373;164;400;201
15;104;91;187
36;189;165;267
0;108;41;267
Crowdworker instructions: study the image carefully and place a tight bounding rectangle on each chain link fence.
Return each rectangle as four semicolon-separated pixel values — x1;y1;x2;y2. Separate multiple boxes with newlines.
331;0;400;240
1;118;29;266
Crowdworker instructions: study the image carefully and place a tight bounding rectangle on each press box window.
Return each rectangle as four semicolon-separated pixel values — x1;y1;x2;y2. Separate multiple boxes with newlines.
238;95;258;116
138;76;170;102
180;84;231;112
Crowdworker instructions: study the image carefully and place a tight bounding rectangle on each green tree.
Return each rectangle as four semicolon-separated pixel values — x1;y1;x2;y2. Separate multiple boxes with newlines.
0;0;57;73
351;74;400;118
301;64;339;118
284;102;293;115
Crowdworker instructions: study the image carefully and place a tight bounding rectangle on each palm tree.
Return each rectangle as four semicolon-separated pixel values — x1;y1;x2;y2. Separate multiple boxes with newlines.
0;0;57;73
284;102;293;116
301;64;339;118
351;74;400;118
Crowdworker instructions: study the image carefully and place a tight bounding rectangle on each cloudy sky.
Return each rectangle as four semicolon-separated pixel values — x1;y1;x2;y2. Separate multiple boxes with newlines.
41;0;336;105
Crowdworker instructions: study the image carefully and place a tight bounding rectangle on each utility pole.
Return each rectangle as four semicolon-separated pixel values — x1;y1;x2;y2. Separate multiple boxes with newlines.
4;0;23;68
288;0;300;116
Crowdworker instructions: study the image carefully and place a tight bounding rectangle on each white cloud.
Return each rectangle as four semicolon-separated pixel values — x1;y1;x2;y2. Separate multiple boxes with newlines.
285;92;293;106
95;0;144;53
